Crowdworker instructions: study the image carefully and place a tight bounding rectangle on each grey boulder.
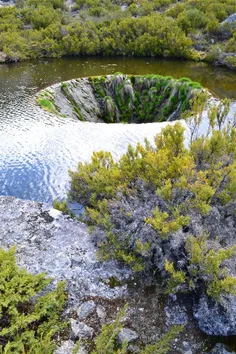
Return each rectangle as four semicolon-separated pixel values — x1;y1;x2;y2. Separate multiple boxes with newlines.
194;294;236;336
222;13;236;25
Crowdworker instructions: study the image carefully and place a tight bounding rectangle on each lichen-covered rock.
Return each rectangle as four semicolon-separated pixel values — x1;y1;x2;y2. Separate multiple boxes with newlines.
55;339;88;354
96;304;107;323
118;328;139;344
164;302;188;326
54;340;75;354
194;294;236;336
0;196;132;306
70;319;94;339
77;300;96;320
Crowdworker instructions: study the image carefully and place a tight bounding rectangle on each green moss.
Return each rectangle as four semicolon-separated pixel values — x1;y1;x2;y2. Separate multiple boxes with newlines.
61;82;68;89
38;98;55;111
177;77;192;83
37;94;58;115
171;96;178;104
74;106;85;121
189;82;203;89
90;76;107;98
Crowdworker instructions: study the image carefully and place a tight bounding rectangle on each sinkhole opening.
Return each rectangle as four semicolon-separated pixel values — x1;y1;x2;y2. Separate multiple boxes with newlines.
37;73;203;123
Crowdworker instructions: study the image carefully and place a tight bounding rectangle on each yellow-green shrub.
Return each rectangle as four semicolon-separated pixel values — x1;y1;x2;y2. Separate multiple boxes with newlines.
0;247;67;354
165;236;236;299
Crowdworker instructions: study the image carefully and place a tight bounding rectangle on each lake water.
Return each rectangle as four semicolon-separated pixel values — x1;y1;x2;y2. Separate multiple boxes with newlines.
0;57;235;203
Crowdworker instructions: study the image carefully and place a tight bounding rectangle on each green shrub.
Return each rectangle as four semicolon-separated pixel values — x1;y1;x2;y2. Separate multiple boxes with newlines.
225;56;236;69
165;236;236;300
0;247;67;354
0;0;235;64
145;208;190;239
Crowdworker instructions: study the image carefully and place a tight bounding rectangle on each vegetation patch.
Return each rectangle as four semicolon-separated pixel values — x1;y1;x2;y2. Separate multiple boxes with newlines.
60;94;236;302
0;247;67;354
75;305;183;354
36;90;58;115
0;0;235;70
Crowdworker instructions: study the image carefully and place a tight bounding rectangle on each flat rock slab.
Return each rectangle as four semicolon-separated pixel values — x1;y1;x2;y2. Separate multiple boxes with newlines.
0;196;132;305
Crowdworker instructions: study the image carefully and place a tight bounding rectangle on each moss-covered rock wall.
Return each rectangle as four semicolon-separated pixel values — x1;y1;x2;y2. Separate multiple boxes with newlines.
37;74;203;123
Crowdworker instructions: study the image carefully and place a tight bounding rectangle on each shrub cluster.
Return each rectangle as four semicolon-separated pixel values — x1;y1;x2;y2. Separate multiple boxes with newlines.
67;94;236;300
0;0;235;65
0;247;67;354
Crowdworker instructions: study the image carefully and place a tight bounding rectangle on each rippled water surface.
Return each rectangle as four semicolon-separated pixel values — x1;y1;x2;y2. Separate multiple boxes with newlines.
0;57;235;203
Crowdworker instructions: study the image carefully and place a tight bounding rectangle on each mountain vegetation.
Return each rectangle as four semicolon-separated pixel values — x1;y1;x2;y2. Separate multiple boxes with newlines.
0;0;235;68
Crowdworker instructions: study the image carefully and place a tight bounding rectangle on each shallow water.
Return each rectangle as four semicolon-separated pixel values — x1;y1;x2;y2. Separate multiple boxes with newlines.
0;57;235;203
